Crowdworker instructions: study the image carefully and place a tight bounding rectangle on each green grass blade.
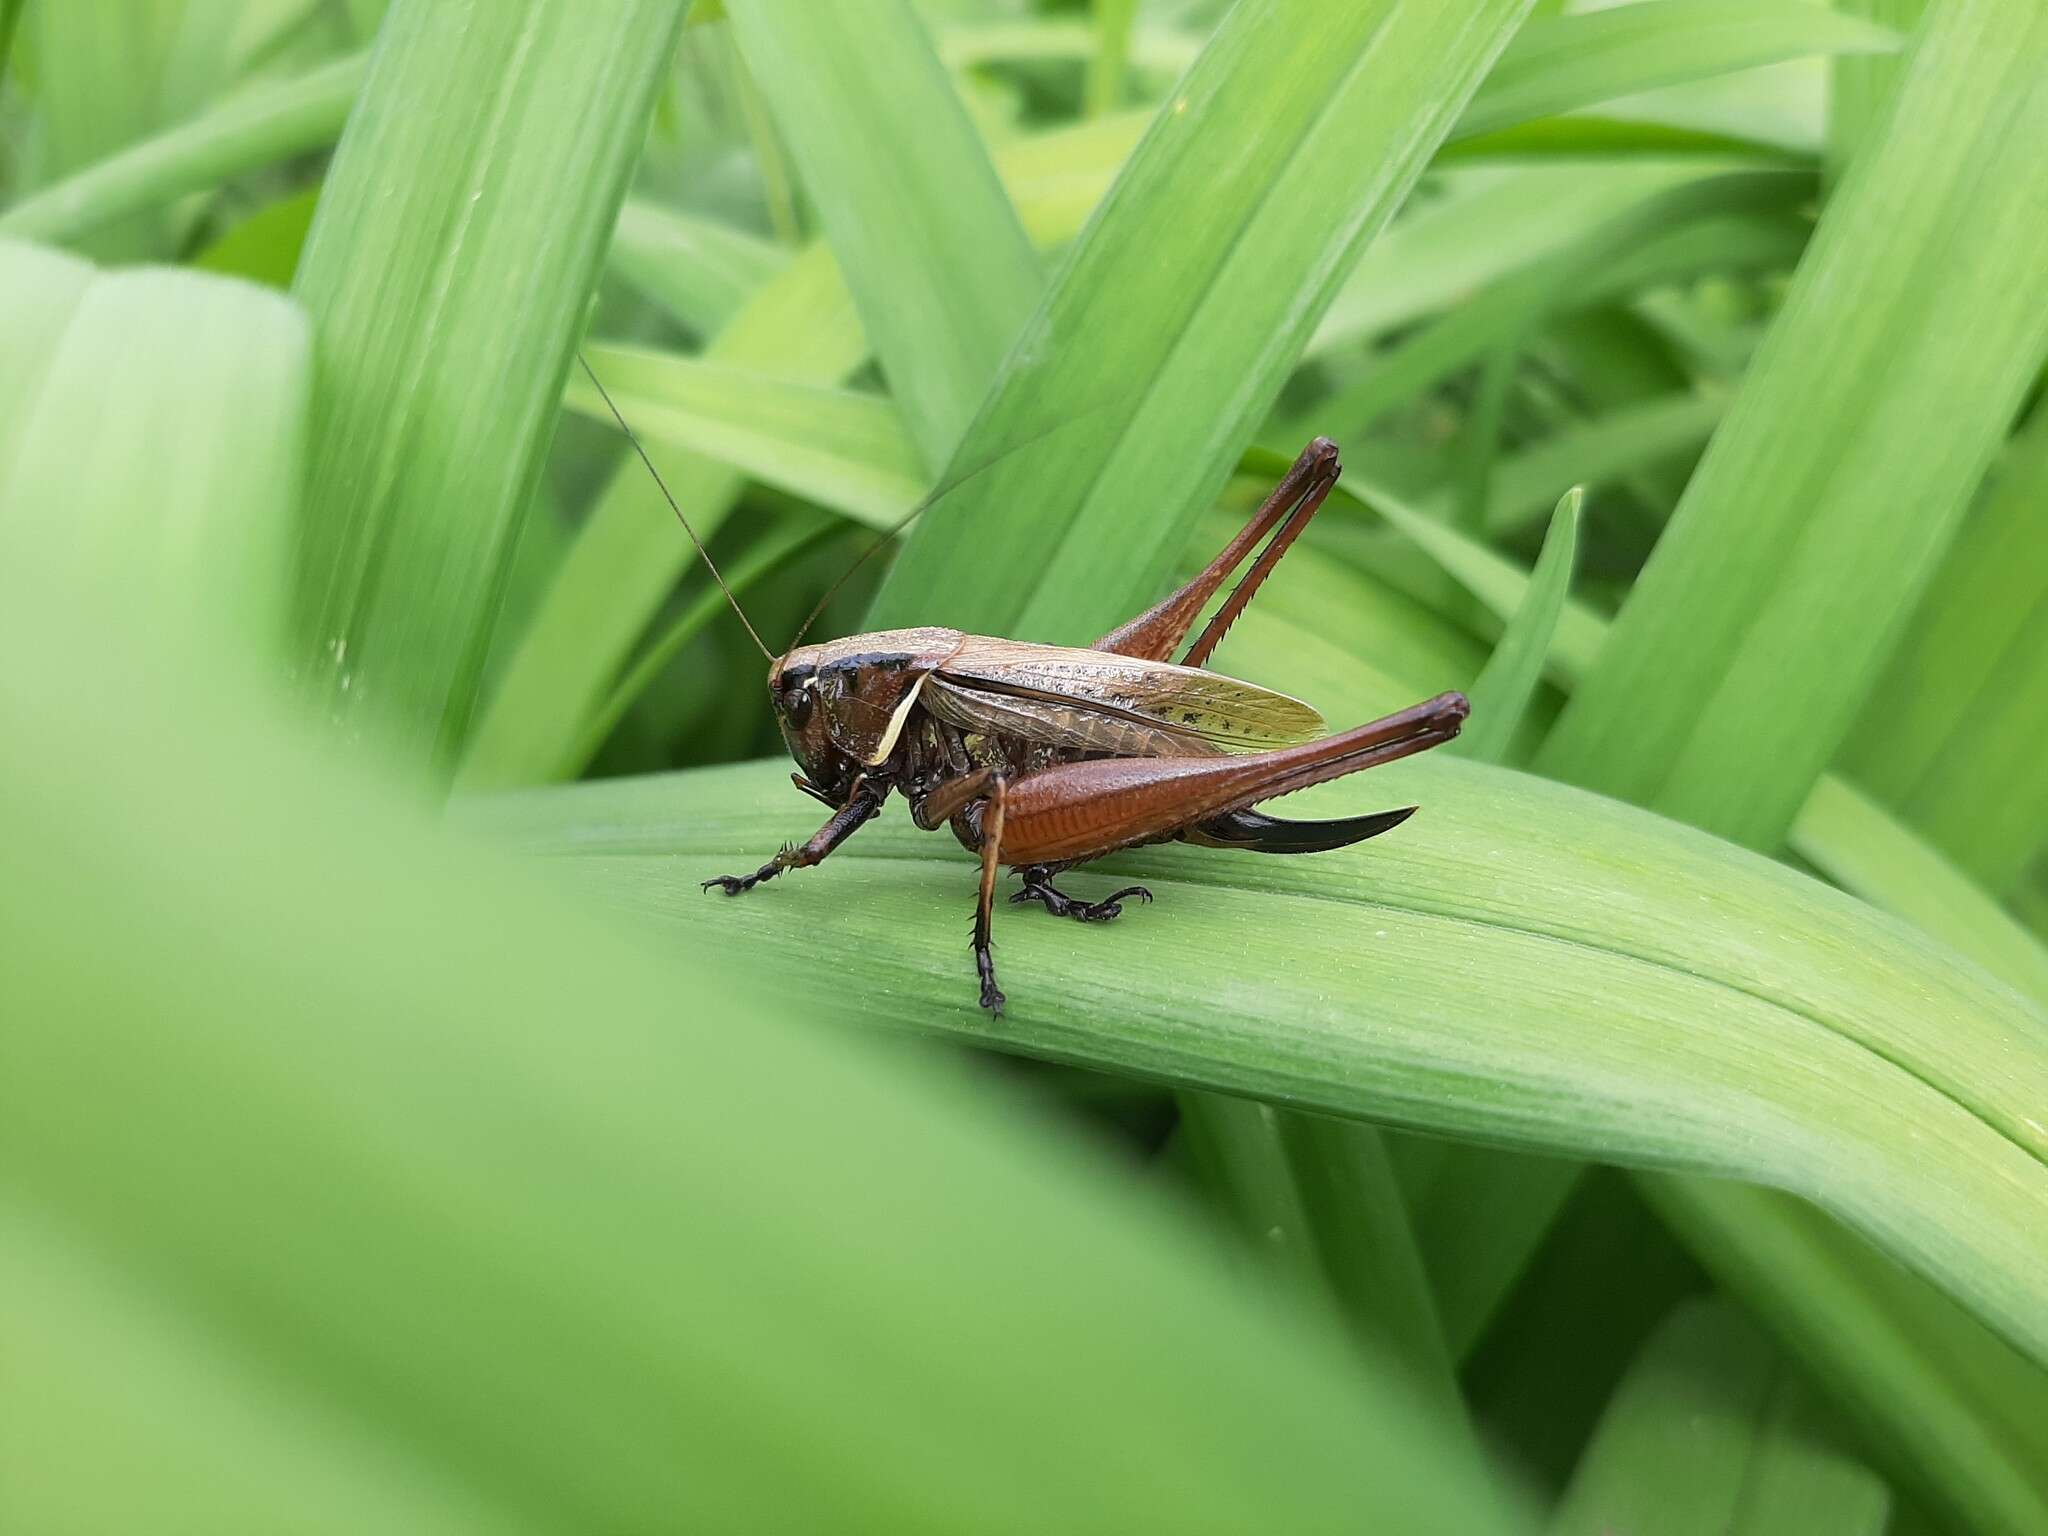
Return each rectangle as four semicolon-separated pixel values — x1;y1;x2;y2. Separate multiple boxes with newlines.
725;0;1039;467
1363;474;2048;1006
609;199;789;339
1637;1180;2048;1536
1480;391;1721;537
1305;160;1732;361
457;244;870;792
1296;173;1807;448
568;515;835;776
0;0;22;83
1407;1149;1585;1361
0;50;367;245
1456;489;1580;764
869;0;1536;643
1178;1097;1474;1440
1462;0;1898;145
291;0;688;779
460;111;1142;793
1830;0;1926;179
0;243;308;657
1548;1298;1889;1536
1085;0;1139;117
1791;777;2048;1007
0;596;1523;1536
1539;0;2048;850
465;752;2048;1368
1839;403;2048;896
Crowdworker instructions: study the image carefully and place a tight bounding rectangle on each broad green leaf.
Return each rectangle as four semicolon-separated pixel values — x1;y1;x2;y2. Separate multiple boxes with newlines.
1461;0;1898;144
0;583;1520;1536
1549;1298;1889;1536
1840;403;2048;897
291;0;689;777
869;0;1537;642
1456;489;1580;764
725;0;1039;466
464;753;2048;1371
1540;0;2048;850
0;241;307;657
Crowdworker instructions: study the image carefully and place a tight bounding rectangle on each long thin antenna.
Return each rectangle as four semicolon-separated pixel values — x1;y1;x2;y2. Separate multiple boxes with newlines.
577;352;773;662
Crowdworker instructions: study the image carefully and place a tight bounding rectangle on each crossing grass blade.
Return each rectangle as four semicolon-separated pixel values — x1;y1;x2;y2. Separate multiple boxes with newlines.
567;345;922;530
1538;0;2048;849
0;50;368;245
608;200;789;339
866;0;1538;643
1459;0;1899;145
290;0;690;779
724;0;1039;468
1478;392;1720;537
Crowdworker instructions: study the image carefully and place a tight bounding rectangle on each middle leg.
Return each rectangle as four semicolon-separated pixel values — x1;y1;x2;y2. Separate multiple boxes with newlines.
1010;865;1152;922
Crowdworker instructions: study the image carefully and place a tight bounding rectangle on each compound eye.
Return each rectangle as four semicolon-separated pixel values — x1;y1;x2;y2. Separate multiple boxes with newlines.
782;686;812;727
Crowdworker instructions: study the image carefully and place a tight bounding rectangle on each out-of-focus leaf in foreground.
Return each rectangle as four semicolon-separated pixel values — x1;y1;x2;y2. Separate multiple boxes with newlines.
0;554;1520;1536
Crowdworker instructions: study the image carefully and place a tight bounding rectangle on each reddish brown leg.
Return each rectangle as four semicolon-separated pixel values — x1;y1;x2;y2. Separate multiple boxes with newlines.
1093;438;1340;664
973;774;1008;1015
703;777;884;895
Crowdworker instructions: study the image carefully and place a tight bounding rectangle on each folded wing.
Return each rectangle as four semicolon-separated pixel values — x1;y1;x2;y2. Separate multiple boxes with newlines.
933;637;1325;756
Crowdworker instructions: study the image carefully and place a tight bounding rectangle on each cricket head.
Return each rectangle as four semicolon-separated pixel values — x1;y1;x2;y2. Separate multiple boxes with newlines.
769;628;964;802
767;645;846;802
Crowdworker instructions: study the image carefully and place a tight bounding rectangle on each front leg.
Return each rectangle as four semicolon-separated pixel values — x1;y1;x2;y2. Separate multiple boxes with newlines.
703;777;884;896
